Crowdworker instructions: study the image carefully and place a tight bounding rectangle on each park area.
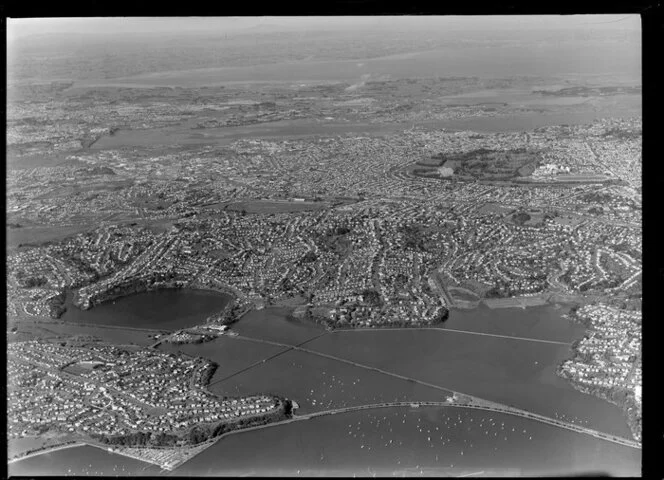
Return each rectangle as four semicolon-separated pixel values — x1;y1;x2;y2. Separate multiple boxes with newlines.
413;148;540;182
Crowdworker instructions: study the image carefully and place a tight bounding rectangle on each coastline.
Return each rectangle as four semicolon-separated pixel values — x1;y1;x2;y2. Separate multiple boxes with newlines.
8;440;87;465
7;438;209;472
10;294;638;472
555;308;641;442
9;394;641;473
9;386;293;472
73;281;233;311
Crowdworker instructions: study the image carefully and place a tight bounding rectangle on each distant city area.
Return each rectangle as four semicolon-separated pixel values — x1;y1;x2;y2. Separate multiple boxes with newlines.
7;15;641;477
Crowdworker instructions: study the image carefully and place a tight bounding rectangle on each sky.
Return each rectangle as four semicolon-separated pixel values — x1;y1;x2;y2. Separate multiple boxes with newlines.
7;15;640;40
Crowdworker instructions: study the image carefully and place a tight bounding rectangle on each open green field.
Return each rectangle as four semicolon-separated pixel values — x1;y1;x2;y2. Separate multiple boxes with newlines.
448;287;480;302
440;148;539;181
483;294;551;309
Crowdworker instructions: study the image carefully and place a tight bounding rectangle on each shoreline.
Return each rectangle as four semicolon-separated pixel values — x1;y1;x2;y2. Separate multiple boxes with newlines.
556;309;641;443
8;441;87;465
72;282;234;311
8;399;294;472
10;299;637;472
64;275;585;330
10;397;639;473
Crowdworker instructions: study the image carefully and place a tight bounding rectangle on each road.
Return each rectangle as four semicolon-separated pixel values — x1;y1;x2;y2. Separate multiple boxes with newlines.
292;401;641;449
334;326;571;346
10;353;158;413
431;271;455;307
8;442;87;464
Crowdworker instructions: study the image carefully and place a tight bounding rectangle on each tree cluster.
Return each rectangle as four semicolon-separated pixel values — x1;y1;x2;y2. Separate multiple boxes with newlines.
197;362;219;386
46;291;67;318
512;212;531;225
299;251;318;264
399;224;426;252
17;275;49;288
90;398;292;448
361;288;382;307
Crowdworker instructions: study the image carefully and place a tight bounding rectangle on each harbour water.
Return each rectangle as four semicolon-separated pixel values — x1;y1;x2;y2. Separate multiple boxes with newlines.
174;407;640;477
208;348;454;416
437;303;585;344
41;291;639;476
207;303;631;438
9;445;162;477
62;289;231;331
92;101;640;151
305;319;632;438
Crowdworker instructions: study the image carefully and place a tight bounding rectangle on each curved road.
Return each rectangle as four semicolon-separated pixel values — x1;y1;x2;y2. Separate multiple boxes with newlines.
180;399;639;473
293;402;641;449
8;442;86;465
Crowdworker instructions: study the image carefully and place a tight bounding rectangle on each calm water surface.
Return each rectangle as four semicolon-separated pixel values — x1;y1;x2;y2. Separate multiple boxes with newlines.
174;407;640;477
92;106;640;150
210;348;453;415
9;445;162;477
232;306;326;345
62;289;230;330
306;330;631;437
45;295;638;476
211;304;632;437
446;303;586;343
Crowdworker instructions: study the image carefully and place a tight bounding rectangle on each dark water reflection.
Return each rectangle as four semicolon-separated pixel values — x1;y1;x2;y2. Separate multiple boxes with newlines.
62;289;231;331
